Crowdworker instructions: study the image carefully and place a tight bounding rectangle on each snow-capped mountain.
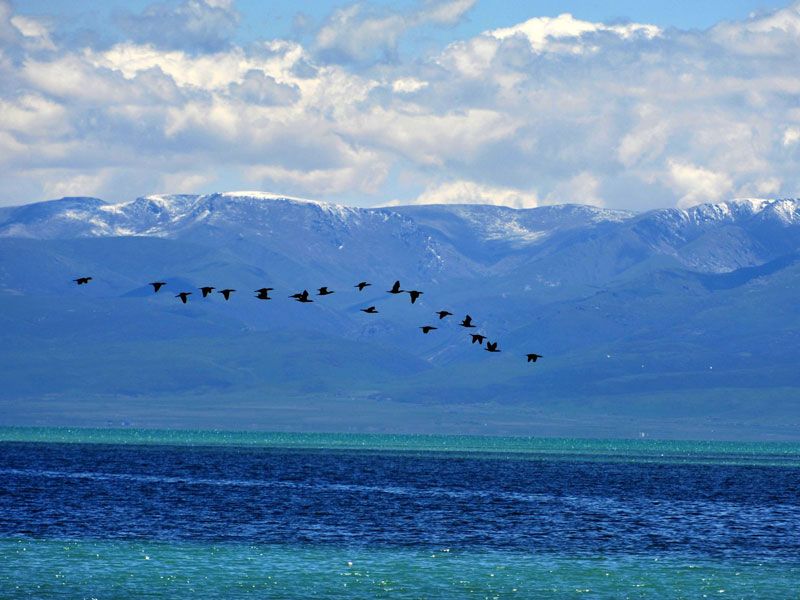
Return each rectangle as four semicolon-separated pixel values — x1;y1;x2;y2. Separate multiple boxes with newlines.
1;192;799;438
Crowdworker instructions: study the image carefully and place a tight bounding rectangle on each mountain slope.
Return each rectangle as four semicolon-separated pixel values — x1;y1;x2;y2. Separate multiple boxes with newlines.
1;193;799;439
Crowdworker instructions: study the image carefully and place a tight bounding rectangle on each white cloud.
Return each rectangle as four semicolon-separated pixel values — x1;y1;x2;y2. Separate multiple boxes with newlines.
392;77;428;93
41;170;113;199
115;0;240;52
417;0;476;26
546;172;604;207
314;0;476;64
667;161;733;208
784;127;800;146
489;13;661;52
0;0;799;210
409;180;540;208
10;15;55;50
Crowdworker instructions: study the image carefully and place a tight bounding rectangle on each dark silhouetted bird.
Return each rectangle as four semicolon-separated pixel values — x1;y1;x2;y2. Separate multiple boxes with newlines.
470;334;486;344
255;289;271;300
176;292;191;304
149;281;166;293
318;287;334;296
526;353;543;363
387;280;403;294
355;281;371;291
254;287;274;295
407;290;423;304
290;290;313;303
436;310;453;319
199;286;215;297
361;306;378;314
485;341;500;353
420;326;437;334
73;277;92;285
460;315;476;328
219;289;235;300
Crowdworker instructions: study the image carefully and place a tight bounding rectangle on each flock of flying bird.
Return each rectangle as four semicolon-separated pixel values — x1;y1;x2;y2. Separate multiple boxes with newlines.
72;276;543;363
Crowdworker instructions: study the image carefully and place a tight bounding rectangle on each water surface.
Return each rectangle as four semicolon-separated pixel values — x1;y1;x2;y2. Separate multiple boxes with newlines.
1;428;798;597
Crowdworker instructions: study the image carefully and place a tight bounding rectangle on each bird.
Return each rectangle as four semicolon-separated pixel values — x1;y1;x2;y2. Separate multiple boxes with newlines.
290;290;313;303
254;287;274;295
387;280;403;294
420;326;437;334
470;334;486;345
526;353;543;363
199;286;215;298
73;277;92;285
361;306;378;314
255;289;272;300
436;310;453;319
218;289;235;301
176;292;192;304
355;281;371;291
318;287;334;296
460;315;476;328
149;281;166;293
406;290;423;304
485;341;500;353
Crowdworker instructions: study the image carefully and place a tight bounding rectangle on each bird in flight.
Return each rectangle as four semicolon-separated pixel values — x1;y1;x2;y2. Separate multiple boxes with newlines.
219;289;235;301
360;306;378;314
199;286;215;298
460;315;476;328
355;281;371;291
255;289;271;300
436;310;453;319
485;341;500;353
406;290;423;304
290;290;313;303
149;281;166;293
387;280;403;294
73;277;92;285
176;292;192;304
318;287;334;296
470;334;486;345
420;325;437;334
526;353;543;363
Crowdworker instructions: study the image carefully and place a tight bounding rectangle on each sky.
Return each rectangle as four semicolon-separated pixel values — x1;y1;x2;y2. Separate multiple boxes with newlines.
1;0;799;211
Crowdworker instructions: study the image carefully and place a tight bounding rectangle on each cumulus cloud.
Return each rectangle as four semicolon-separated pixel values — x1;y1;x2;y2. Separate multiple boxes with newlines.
408;180;540;208
668;161;733;208
0;0;799;210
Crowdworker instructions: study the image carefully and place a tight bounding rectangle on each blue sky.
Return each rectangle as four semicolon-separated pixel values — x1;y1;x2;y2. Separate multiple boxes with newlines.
17;0;792;40
1;0;799;209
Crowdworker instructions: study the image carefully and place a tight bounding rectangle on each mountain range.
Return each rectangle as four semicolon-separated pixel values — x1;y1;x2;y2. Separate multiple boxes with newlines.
1;192;799;439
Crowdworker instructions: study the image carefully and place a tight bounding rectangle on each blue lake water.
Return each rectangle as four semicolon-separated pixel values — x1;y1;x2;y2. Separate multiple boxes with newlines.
1;428;799;597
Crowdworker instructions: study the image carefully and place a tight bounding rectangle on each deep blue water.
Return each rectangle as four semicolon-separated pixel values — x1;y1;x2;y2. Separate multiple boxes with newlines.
2;441;799;557
1;436;800;596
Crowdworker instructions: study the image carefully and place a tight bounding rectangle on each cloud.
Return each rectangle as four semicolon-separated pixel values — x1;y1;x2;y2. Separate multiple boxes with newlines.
0;1;799;210
314;4;407;64
10;15;55;51
489;13;661;53
407;180;540;208
546;172;605;207
116;0;240;52
228;70;300;106
313;0;476;65
667;161;733;208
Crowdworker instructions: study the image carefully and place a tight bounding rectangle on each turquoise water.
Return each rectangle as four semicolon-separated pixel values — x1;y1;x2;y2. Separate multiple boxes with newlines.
2;539;796;598
2;427;800;597
2;426;799;466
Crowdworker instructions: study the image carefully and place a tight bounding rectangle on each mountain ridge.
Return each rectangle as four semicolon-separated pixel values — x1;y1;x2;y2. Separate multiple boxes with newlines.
1;192;799;439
